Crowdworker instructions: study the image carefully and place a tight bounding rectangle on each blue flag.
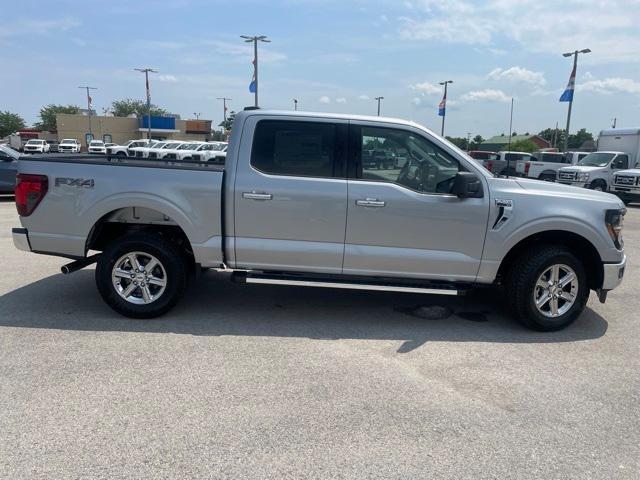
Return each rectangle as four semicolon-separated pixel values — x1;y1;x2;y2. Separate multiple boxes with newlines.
438;95;446;117
560;65;576;102
249;79;256;93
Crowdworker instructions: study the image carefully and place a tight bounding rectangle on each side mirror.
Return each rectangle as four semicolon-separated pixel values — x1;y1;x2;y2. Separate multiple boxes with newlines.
453;171;484;198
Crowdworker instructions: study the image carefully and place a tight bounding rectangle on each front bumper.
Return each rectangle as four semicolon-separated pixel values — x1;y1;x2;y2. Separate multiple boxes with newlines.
558;180;588;188
612;186;640;198
12;227;31;252
601;255;626;291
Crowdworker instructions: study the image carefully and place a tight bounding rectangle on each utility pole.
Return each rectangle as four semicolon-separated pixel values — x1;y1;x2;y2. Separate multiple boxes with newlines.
467;132;472;151
612;117;617;129
561;48;591;152
193;112;201;119
216;97;232;124
552;121;559;148
292;98;298;111
241;35;270;107
506;98;514;177
78;86;97;143
134;67;157;140
439;80;453;136
374;96;384;116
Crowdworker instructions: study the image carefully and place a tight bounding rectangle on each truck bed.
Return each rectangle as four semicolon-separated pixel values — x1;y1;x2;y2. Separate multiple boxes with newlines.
17;155;225;266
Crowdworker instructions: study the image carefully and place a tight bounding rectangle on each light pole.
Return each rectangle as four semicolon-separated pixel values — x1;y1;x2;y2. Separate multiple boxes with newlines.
217;97;232;125
241;35;270;107
78;86;97;143
374;96;384;116
561;48;591;152
439;80;453;136
292;98;298;111
134;67;157;140
467;132;472;151
193;112;201;119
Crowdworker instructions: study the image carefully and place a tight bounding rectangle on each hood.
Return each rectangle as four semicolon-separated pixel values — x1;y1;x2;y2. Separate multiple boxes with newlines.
558;165;603;173
514;177;623;206
615;169;640;176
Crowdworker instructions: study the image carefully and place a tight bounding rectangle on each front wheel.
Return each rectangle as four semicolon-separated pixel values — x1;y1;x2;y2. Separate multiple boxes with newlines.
589;180;607;192
505;246;589;331
96;233;188;318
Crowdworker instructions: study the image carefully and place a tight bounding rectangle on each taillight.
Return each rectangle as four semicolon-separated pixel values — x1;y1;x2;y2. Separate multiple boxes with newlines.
524;162;531;175
15;174;48;216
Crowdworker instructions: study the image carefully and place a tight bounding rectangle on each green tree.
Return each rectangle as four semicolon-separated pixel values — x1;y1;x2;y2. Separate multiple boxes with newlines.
503;139;538;153
568;128;594;149
472;135;484;145
445;136;468;150
219;110;236;131
0;111;26;138
35;104;80;132
538;127;566;149
111;99;168;117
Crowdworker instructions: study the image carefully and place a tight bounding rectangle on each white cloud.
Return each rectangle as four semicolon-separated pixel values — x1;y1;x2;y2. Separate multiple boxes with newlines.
398;0;640;64
357;94;370;100
158;74;178;83
319;96;331;104
461;89;511;103
0;17;81;38
578;77;640;95
335;97;347;103
487;66;546;86
409;81;441;95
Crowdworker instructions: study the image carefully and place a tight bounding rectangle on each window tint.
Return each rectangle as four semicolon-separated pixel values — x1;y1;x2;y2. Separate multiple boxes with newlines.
251;120;341;177
358;126;461;194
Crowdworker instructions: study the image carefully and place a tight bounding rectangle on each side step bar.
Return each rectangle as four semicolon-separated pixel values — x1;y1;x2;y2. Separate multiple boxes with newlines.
240;273;463;296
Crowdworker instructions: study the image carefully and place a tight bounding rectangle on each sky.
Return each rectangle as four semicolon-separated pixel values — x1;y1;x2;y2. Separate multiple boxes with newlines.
1;0;639;138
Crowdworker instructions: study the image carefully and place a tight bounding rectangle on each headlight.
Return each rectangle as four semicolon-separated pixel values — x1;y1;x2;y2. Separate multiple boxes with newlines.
577;172;590;182
605;208;626;249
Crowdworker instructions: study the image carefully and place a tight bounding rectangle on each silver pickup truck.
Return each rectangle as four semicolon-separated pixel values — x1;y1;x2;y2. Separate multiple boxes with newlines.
12;110;627;331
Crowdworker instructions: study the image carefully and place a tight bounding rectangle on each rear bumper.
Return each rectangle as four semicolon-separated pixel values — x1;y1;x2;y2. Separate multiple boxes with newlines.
601;255;626;291
12;227;31;252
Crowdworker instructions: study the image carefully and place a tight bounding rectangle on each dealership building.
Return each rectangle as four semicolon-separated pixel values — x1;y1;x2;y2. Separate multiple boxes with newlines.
55;113;213;147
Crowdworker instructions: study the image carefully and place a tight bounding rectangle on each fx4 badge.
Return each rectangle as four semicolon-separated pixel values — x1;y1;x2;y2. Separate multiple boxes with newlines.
55;177;95;188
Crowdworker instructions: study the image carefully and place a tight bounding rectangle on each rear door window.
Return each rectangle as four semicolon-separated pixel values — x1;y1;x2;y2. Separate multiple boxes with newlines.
251;120;346;178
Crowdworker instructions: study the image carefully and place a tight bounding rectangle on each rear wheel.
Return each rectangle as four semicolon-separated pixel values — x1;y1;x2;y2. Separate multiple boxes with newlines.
539;173;556;182
96;233;188;318
505;246;589;331
116;151;126;158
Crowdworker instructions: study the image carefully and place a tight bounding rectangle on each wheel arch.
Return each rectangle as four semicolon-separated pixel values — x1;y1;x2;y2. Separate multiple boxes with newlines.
497;230;604;290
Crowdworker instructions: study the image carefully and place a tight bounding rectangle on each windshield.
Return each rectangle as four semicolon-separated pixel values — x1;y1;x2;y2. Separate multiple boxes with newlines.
577;152;616;167
90;141;103;146
178;143;199;150
163;143;180;149
26;140;44;144
61;139;76;144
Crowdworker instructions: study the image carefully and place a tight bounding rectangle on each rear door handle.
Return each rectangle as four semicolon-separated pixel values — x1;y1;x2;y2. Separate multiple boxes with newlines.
242;192;273;201
356;198;386;207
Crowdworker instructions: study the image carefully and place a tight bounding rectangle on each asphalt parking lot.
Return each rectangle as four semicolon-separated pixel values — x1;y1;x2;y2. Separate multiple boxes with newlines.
0;195;638;479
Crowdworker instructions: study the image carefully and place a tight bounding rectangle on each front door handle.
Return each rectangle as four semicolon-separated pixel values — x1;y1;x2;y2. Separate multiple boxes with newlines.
242;192;273;201
356;198;386;207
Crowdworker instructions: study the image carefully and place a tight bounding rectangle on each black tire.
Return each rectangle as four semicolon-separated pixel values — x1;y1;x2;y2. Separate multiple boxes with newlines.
505;245;589;331
96;233;188;319
589;179;607;192
539;173;556;182
116;151;126;158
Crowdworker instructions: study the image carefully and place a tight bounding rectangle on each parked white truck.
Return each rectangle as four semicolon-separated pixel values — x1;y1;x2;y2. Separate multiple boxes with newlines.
11;109;627;331
518;151;588;181
558;129;640;191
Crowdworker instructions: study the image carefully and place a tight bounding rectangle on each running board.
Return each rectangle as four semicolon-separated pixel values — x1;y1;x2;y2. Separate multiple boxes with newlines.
242;274;462;296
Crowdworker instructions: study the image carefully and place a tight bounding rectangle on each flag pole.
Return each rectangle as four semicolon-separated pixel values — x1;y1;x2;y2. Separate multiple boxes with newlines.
563;53;578;152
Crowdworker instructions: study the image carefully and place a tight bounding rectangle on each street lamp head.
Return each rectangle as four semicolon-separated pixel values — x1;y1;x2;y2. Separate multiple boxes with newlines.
580;48;592;54
562;52;573;57
439;80;453;85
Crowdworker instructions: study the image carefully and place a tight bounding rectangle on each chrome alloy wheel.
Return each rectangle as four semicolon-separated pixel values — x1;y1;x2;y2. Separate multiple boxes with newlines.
111;252;167;305
533;264;578;318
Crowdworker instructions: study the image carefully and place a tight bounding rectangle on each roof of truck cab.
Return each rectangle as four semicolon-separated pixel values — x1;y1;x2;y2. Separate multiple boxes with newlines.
238;109;420;128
